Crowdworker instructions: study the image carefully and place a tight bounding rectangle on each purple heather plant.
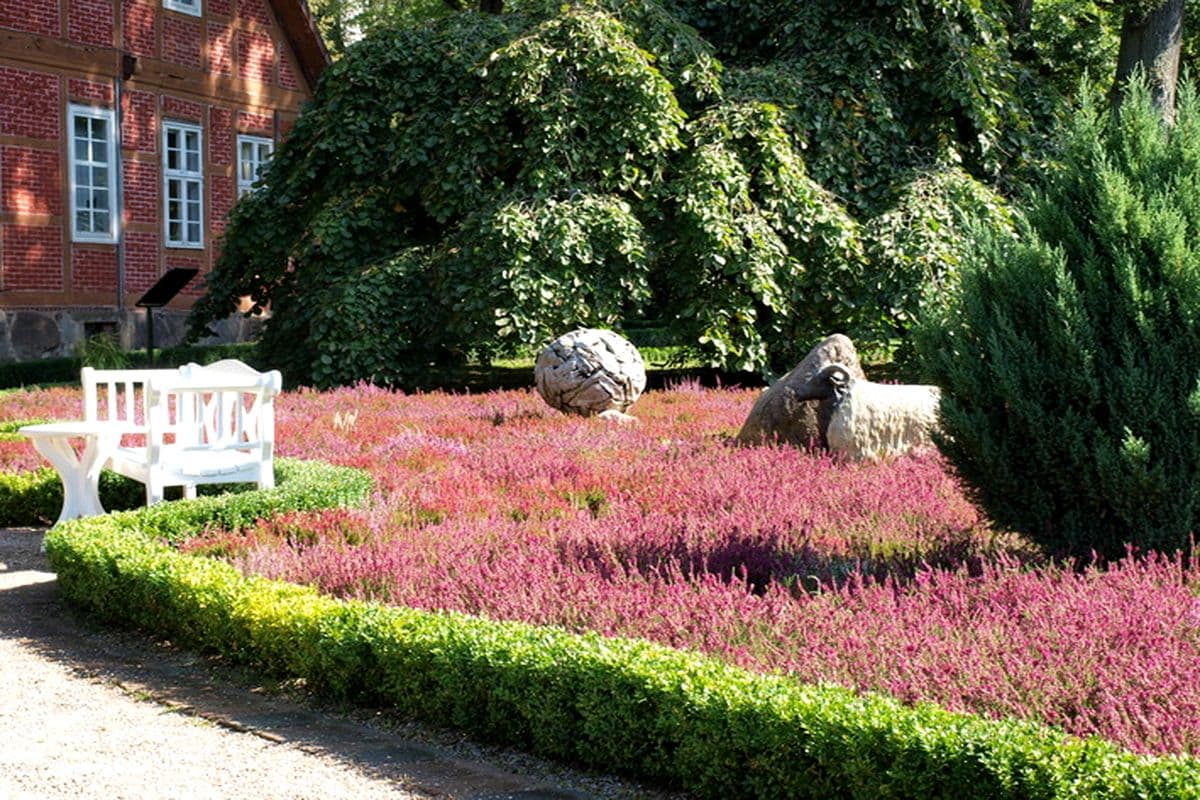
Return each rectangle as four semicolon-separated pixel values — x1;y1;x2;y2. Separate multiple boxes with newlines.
6;381;1197;756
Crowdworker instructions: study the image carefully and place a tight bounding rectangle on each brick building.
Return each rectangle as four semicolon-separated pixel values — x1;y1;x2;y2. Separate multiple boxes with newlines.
0;0;328;361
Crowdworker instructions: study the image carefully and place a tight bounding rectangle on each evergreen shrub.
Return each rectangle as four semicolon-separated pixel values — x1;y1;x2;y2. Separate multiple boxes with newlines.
917;81;1200;560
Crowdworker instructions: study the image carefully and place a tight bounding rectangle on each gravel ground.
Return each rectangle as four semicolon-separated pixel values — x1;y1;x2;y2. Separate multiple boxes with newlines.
0;527;690;800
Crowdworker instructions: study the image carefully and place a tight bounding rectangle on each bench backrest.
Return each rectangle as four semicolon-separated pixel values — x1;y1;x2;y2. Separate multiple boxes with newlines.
81;367;181;434
145;360;283;460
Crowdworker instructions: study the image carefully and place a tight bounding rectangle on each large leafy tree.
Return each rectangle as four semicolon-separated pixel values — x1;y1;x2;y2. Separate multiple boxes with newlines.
192;0;1024;386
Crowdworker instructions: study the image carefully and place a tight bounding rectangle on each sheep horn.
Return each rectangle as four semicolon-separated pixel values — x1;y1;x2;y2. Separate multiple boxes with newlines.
815;363;853;405
790;363;852;402
815;363;852;386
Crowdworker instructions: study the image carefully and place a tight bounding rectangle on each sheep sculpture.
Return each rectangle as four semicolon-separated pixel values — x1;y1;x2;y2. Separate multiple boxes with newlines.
814;363;942;461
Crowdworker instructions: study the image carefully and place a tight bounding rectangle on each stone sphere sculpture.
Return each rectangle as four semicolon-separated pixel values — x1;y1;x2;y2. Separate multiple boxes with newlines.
535;328;646;418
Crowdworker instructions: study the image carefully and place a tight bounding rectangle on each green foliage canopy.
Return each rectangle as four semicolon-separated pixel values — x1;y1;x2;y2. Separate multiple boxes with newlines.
192;0;1025;385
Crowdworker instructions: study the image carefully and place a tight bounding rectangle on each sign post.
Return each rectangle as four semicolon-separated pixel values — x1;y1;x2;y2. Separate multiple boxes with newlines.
135;268;198;366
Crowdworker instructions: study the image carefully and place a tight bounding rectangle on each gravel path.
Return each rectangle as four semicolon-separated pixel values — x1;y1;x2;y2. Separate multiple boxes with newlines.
0;527;685;800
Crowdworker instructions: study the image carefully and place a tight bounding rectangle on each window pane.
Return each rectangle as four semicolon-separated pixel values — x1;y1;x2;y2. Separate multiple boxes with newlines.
94;210;110;232
186;150;200;173
93;167;108;189
188;222;200;243
76;186;89;209
77;210;91;231
74;117;88;138
167;180;181;203
75;164;90;188
169;220;182;242
74;139;89;162
92;188;108;211
186;182;200;203
168;197;181;221
92;121;108;161
187;201;200;224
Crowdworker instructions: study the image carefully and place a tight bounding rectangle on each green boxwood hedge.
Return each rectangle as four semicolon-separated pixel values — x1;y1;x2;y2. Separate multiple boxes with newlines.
21;462;1199;798
0;458;370;529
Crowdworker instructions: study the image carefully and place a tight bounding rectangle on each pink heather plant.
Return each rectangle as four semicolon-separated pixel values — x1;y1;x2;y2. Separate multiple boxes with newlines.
7;381;1198;756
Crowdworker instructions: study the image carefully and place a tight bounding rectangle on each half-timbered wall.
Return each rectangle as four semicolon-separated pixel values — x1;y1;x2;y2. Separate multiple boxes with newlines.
0;0;316;360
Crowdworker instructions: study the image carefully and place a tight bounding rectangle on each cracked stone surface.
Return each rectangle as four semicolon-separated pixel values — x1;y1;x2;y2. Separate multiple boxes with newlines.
534;330;646;418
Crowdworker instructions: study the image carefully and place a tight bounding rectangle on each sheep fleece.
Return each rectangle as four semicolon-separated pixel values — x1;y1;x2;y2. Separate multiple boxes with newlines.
826;383;941;460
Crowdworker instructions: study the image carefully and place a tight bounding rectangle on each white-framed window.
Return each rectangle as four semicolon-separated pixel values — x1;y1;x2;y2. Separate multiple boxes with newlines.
163;0;201;16
162;120;204;249
236;135;274;198
69;104;117;244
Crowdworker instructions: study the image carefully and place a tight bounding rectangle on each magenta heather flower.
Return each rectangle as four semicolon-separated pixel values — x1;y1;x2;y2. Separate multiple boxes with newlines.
6;381;1198;756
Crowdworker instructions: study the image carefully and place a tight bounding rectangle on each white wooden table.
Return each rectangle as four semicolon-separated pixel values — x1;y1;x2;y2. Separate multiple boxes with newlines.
19;421;118;525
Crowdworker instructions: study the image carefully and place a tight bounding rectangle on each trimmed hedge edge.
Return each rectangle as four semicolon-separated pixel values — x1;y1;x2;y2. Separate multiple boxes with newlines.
30;464;1199;800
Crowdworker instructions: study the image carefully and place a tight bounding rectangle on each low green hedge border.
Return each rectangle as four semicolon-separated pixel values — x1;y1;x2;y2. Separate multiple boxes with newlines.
23;463;1198;799
0;458;370;528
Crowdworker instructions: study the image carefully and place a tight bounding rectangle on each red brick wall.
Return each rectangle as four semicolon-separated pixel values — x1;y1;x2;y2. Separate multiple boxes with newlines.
1;147;61;216
122;160;158;224
238;0;273;28
68;0;115;47
237;30;275;84
163;14;203;70
2;225;63;291
67;78;115;105
0;0;59;36
163;95;203;123
0;0;315;323
209;106;233;165
122;0;158;57
122;89;157;153
0;68;61;139
279;49;301;91
207;21;234;75
124;231;160;294
72;248;118;292
210;174;234;235
237;110;272;136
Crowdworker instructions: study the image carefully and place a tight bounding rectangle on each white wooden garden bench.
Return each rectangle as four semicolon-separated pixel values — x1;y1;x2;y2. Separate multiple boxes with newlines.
20;359;283;522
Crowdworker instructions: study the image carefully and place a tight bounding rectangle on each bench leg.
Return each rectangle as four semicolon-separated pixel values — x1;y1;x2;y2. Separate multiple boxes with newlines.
146;479;165;506
183;484;197;500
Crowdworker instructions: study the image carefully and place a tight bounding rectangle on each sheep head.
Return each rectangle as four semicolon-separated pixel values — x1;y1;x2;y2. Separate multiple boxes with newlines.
814;363;855;406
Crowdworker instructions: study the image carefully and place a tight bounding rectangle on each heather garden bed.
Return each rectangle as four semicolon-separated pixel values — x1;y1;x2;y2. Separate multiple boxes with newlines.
5;382;1200;798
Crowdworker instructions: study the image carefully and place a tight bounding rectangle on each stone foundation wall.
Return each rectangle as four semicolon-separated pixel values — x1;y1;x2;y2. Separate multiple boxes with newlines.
0;307;263;362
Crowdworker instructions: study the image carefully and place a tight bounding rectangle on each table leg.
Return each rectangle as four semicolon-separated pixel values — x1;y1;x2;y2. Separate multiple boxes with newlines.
29;435;110;525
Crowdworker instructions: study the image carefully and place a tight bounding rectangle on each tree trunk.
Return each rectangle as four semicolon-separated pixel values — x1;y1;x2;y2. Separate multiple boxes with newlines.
1112;0;1184;121
1010;0;1032;35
